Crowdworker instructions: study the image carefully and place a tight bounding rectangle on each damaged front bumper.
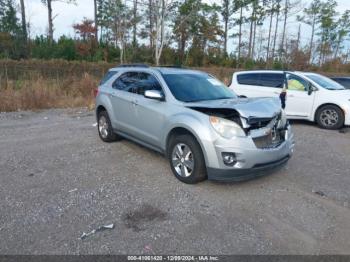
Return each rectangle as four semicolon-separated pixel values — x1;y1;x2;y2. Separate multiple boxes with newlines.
205;124;295;182
207;155;291;182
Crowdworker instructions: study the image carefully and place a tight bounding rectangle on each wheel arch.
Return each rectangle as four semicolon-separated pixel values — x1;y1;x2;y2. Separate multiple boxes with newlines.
95;95;115;125
165;126;208;166
314;103;345;121
96;105;107;119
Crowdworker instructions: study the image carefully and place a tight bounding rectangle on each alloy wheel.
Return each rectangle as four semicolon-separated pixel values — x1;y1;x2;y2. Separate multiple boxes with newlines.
171;143;194;177
320;109;339;128
98;115;109;139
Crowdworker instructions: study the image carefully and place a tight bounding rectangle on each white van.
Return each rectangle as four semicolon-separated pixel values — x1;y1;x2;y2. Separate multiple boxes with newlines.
230;70;350;129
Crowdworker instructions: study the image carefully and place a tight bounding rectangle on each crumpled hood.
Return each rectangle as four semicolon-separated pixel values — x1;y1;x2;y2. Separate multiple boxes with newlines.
186;97;281;119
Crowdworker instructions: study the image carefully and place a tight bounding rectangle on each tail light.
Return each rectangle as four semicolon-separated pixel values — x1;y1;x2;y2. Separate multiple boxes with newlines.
93;88;99;98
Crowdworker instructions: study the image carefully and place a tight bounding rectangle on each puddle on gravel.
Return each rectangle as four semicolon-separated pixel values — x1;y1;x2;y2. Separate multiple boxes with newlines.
123;204;167;232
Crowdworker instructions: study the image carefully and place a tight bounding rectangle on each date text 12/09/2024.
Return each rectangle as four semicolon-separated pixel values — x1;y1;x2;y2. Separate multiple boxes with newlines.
127;256;219;261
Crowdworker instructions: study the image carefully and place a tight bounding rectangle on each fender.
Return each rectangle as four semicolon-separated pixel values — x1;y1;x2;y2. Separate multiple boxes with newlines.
162;112;217;167
96;95;117;128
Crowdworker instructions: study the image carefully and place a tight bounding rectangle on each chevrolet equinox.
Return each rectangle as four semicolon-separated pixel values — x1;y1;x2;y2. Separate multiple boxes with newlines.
95;65;295;184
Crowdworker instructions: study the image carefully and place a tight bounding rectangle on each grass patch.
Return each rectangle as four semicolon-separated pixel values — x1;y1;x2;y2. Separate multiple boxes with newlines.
0;73;97;112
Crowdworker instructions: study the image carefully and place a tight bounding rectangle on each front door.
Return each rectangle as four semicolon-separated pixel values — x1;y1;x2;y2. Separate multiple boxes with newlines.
131;72;167;147
285;73;316;118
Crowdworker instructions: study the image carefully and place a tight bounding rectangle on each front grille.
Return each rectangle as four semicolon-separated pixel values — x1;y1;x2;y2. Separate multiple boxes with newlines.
253;129;285;149
246;113;281;131
248;119;271;130
251;113;286;149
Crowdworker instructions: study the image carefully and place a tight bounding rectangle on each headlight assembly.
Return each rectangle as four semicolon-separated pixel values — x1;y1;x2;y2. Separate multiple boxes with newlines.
209;116;246;139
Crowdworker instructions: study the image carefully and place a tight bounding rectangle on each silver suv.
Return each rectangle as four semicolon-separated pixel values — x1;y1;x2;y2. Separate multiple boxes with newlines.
95;65;295;184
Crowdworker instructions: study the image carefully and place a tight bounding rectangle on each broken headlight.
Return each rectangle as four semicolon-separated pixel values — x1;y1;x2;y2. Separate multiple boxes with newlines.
210;116;245;138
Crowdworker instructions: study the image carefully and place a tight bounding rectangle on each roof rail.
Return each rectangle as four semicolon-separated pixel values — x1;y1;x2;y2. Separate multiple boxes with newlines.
237;69;292;72
116;63;149;68
158;65;186;69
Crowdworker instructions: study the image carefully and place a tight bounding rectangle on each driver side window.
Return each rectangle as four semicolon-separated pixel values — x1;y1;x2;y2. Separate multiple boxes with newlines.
136;73;163;96
286;74;310;91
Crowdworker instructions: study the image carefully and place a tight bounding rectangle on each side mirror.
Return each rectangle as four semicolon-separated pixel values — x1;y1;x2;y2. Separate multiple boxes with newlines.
144;90;164;101
308;84;316;95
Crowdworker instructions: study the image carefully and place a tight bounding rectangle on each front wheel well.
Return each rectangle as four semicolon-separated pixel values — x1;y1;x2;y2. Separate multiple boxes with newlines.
96;105;107;118
166;127;203;156
314;103;344;121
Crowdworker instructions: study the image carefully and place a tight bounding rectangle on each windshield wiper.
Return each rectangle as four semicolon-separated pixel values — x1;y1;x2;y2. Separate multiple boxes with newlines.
184;97;233;103
183;99;209;103
207;97;233;100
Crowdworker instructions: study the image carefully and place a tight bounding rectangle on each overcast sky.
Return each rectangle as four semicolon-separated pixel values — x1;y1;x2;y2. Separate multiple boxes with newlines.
24;0;350;53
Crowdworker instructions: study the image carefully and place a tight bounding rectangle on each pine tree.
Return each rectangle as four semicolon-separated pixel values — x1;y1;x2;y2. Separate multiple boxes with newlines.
0;0;21;34
0;0;22;58
297;0;322;64
41;0;76;43
221;0;233;57
333;10;350;60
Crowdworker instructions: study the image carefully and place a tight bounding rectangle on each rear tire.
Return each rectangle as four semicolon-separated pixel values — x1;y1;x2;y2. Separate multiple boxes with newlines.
168;134;207;184
316;105;344;130
97;110;120;142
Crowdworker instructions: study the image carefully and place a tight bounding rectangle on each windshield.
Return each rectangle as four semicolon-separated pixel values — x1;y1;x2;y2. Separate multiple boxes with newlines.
306;74;345;90
162;73;237;102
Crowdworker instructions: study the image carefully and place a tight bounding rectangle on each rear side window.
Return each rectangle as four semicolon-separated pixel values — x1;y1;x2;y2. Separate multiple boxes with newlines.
112;72;139;92
237;73;260;85
259;73;284;88
100;70;118;85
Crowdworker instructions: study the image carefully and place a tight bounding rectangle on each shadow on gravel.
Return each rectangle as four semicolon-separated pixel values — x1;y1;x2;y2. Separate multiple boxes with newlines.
288;120;318;128
289;119;350;134
123;204;168;232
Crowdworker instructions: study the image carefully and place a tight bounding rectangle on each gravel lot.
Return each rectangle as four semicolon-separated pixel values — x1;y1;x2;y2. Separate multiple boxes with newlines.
0;108;350;255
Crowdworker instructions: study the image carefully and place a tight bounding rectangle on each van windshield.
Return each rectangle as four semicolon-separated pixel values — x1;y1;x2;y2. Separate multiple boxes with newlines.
306;74;345;90
162;73;237;102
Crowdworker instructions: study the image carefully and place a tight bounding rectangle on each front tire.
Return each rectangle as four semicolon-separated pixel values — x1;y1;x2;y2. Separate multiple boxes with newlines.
168;134;207;184
316;105;344;130
97;110;120;142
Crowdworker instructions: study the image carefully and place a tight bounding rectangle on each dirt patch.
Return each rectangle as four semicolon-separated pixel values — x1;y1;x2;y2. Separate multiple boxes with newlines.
123;204;167;232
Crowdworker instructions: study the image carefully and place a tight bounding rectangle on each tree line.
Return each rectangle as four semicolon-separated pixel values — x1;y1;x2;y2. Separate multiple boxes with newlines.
1;0;350;69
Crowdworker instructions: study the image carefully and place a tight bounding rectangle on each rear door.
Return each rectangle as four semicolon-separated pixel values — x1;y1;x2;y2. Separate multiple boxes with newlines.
234;73;261;97
285;73;315;118
235;72;284;99
258;72;285;98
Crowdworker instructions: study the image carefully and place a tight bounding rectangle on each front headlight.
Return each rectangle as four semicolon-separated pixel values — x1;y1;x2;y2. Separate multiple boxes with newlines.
209;116;245;139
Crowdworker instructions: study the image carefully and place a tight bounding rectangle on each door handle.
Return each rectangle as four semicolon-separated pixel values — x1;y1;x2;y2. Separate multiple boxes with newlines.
273;91;279;94
110;91;117;97
132;100;139;106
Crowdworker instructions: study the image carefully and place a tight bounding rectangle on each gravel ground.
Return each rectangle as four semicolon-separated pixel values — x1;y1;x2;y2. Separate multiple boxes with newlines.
0;108;350;255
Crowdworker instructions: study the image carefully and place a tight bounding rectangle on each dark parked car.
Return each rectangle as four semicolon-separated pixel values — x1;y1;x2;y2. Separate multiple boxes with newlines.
331;77;350;89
